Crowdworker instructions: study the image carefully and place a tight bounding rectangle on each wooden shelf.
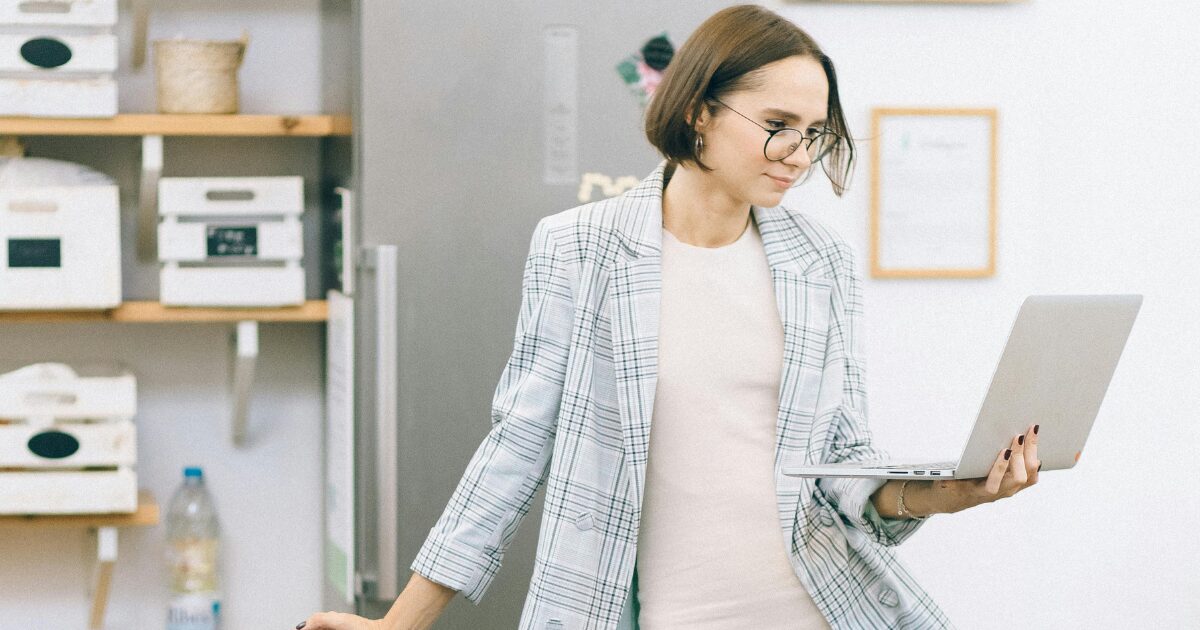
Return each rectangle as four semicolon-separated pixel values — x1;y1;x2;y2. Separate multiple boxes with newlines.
0;114;351;137
0;489;159;529
0;300;329;323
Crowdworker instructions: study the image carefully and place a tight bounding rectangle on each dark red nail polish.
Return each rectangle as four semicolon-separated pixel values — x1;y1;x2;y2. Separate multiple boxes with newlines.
1034;425;1040;435
1004;449;1012;460
1038;462;1043;472
296;623;307;630
1018;435;1025;446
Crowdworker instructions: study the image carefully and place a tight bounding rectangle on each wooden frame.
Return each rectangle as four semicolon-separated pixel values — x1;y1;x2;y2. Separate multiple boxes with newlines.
787;1;1026;4
869;107;997;279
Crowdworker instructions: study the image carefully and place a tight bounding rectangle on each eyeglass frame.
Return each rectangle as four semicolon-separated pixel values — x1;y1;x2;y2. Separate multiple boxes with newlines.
708;97;841;166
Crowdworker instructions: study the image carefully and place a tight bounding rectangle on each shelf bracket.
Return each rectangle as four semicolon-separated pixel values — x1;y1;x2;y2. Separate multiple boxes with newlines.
87;526;118;630
231;320;259;446
137;134;163;262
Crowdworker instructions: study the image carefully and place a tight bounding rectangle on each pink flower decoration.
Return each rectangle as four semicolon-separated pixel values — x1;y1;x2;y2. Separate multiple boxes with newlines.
636;60;664;98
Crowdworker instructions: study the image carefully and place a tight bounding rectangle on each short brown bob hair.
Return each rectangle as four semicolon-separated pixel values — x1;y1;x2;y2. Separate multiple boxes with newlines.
645;5;855;196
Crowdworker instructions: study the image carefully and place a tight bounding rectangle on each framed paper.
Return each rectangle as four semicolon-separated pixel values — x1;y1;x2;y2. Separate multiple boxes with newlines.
870;107;997;278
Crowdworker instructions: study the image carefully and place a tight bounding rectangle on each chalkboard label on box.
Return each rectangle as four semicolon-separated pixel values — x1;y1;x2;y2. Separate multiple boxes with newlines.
20;37;74;69
206;226;258;258
8;238;61;268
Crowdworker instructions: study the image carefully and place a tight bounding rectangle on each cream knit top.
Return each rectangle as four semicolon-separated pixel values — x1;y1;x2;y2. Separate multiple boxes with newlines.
635;215;830;629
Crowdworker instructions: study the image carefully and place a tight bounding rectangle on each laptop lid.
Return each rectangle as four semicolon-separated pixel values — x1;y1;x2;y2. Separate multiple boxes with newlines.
952;294;1142;479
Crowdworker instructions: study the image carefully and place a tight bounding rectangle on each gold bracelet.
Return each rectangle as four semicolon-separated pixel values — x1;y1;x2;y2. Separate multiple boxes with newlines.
897;480;930;520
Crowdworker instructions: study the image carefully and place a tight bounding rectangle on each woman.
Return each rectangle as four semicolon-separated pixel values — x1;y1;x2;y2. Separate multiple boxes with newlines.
300;5;1040;630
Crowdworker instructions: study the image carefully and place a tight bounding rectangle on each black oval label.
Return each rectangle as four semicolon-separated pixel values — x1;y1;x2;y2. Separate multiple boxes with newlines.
20;38;73;69
27;430;80;459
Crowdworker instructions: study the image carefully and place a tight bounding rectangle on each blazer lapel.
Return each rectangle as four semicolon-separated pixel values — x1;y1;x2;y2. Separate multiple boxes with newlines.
754;206;839;538
609;166;666;511
753;205;833;468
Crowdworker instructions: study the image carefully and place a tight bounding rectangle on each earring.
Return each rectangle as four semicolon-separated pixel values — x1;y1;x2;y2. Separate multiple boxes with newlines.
695;134;704;154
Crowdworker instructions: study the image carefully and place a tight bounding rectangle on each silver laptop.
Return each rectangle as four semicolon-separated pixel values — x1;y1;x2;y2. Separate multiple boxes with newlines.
783;294;1143;480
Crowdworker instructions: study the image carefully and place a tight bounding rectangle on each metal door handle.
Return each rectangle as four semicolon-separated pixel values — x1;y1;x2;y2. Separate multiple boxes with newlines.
370;245;399;599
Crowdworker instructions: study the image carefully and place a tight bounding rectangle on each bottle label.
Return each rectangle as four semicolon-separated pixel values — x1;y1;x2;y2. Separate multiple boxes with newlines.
168;538;220;593
167;593;220;630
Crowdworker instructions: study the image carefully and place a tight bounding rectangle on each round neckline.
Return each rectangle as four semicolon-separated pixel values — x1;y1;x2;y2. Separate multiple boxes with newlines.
662;216;756;252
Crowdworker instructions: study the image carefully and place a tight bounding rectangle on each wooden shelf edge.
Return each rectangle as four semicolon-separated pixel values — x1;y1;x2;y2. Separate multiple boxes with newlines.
0;300;329;323
0;489;159;528
0;114;352;137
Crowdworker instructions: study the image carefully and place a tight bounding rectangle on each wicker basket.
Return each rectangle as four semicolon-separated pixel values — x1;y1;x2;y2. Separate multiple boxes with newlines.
153;34;248;114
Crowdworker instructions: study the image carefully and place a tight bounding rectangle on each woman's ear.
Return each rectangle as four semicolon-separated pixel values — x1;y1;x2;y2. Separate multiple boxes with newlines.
689;100;713;133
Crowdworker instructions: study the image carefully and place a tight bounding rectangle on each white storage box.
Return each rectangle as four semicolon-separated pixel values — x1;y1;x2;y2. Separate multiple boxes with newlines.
159;176;304;214
0;420;135;466
0;76;117;117
158;176;306;307
0;363;137;515
1;468;137;514
0;33;117;73
0;0;117;27
0;362;135;419
0;185;121;309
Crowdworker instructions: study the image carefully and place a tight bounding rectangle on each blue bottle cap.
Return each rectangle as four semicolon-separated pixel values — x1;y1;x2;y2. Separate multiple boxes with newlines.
184;466;203;479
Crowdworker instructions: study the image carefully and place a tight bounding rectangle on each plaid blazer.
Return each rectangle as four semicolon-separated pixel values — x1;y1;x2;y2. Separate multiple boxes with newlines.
412;163;953;629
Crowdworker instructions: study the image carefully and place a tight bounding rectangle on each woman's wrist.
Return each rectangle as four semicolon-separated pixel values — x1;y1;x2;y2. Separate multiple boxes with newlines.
380;572;457;630
900;480;940;517
871;479;951;519
906;479;976;516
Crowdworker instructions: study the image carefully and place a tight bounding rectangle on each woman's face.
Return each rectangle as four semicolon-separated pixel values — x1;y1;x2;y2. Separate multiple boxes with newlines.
694;55;830;208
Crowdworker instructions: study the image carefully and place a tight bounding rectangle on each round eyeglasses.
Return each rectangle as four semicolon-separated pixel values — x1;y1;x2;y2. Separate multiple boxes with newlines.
711;98;840;165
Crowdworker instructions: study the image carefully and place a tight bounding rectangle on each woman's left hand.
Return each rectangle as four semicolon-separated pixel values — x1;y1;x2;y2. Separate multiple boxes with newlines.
920;423;1042;515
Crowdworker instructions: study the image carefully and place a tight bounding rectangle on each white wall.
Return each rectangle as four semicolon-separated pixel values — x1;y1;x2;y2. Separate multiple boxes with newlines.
774;0;1199;626
0;2;327;629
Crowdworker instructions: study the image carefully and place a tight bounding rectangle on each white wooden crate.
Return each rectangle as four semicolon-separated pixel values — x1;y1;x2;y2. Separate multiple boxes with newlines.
0;468;136;515
0;185;121;309
158;176;304;217
0;363;137;515
0;76;116;117
0;363;135;420
0;32;117;73
158;176;306;307
0;419;135;467
160;265;305;307
0;0;118;27
158;219;303;262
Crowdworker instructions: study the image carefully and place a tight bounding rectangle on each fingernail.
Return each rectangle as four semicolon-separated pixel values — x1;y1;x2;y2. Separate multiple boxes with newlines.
296;623;306;630
1004;449;1012;460
1034;425;1040;435
1018;435;1025;446
1038;462;1043;472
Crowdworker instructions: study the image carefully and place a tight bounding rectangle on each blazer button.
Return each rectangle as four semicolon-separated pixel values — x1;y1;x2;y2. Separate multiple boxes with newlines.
574;511;594;531
877;586;900;608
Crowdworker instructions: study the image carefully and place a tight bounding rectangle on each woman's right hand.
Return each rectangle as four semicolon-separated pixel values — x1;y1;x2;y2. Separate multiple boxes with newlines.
295;612;385;630
297;571;457;630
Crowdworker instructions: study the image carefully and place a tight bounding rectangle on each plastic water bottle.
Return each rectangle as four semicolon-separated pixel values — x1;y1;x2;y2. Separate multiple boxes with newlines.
166;466;222;630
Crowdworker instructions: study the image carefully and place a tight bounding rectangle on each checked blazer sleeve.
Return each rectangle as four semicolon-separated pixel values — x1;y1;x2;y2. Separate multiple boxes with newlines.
411;218;575;602
816;242;927;547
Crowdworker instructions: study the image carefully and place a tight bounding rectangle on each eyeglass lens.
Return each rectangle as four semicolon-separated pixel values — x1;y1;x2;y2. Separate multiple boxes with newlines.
765;129;836;163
